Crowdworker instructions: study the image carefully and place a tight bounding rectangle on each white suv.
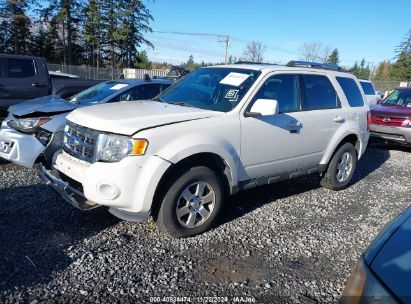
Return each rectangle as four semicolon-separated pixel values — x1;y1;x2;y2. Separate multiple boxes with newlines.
40;61;370;238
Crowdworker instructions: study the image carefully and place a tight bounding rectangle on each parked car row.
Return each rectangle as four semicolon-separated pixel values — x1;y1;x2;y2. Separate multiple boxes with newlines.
0;58;410;300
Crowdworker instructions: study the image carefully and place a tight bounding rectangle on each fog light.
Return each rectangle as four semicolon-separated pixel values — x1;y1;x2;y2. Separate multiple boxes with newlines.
97;183;120;200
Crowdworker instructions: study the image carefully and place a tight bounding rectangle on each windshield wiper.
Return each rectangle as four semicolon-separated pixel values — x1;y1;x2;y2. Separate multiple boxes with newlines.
169;101;195;108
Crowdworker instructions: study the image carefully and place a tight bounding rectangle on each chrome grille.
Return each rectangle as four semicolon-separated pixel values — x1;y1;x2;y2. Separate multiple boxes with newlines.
63;122;99;163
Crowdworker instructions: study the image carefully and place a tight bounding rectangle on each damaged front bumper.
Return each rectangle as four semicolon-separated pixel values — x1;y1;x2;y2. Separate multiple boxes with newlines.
0;126;46;168
38;164;100;210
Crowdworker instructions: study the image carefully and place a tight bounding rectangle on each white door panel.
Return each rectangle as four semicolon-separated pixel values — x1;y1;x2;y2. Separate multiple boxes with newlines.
240;112;304;179
299;108;344;166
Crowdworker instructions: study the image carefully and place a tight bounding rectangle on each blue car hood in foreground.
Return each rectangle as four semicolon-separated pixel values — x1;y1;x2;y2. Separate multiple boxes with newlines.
369;212;411;303
8;95;79;117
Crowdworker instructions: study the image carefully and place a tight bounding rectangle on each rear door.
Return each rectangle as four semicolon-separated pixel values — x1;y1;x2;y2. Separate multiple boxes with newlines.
1;57;49;106
297;73;344;166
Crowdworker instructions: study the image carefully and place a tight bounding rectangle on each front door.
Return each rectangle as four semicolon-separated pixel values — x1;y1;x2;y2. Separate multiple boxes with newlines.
240;74;305;179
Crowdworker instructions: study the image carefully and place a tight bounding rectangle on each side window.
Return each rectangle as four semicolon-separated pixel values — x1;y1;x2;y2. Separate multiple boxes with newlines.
253;74;299;113
117;84;162;102
301;75;339;111
337;77;364;107
6;58;36;78
360;81;376;95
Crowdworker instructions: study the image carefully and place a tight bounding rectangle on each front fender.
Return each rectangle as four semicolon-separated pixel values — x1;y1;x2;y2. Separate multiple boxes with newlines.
155;134;243;189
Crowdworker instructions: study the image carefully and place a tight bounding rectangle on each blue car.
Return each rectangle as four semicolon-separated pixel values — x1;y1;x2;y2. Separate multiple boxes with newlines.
342;206;411;303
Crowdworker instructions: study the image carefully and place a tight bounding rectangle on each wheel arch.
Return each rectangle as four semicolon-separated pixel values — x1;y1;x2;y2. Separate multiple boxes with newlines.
319;132;361;173
151;152;236;218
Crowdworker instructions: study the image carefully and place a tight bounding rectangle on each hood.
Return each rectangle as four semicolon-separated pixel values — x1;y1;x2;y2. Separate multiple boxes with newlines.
9;95;79;118
67;101;221;135
371;104;411;118
369;213;411;303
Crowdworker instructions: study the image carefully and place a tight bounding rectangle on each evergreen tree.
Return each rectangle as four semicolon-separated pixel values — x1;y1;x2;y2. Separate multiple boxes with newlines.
134;50;151;69
391;29;411;80
351;59;371;79
327;48;340;64
40;0;86;65
373;61;392;81
0;0;32;54
85;0;103;71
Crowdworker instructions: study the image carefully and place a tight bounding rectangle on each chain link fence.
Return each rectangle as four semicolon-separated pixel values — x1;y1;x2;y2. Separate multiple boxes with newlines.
372;80;408;92
47;64;168;80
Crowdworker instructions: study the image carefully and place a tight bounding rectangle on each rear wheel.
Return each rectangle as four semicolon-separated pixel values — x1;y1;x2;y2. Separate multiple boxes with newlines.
156;166;224;238
321;142;357;190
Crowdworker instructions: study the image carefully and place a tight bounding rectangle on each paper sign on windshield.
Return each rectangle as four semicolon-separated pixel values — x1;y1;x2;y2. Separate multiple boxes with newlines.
220;72;250;87
110;83;129;90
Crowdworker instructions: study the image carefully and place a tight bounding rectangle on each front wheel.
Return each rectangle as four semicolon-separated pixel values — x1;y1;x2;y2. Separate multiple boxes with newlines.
156;166;224;238
321;142;357;190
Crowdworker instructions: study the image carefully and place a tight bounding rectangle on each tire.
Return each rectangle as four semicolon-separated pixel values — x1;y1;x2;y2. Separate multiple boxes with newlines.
156;166;224;238
320;142;357;190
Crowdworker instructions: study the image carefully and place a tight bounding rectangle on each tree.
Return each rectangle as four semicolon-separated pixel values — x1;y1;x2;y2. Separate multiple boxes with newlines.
0;0;32;54
391;29;411;80
327;48;340;64
373;60;392;81
117;0;153;68
40;0;86;66
134;50;151;69
185;54;200;71
351;59;371;79
299;42;331;63
241;41;265;63
395;28;411;59
85;0;103;71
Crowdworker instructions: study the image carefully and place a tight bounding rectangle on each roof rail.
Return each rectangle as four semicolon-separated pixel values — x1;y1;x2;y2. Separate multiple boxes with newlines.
234;61;277;66
286;60;343;72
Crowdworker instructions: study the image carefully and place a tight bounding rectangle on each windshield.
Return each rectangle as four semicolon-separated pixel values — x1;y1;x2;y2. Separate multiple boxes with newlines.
156;67;261;112
383;89;411;107
69;81;130;105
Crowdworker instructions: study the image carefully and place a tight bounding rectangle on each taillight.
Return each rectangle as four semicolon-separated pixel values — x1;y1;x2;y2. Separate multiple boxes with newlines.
366;111;371;131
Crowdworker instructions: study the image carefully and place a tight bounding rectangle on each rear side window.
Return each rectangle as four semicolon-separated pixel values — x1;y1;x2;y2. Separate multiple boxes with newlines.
254;74;299;113
6;58;36;78
301;75;339;110
337;77;364;107
360;81;376;95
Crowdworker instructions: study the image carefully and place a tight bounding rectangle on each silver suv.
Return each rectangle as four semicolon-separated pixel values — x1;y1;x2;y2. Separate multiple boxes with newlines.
41;61;370;238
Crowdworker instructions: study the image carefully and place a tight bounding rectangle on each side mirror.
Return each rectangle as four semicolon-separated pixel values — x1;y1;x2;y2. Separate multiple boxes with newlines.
246;99;279;117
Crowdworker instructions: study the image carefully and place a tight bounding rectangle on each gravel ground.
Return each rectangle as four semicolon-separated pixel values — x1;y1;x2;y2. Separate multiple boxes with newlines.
0;143;410;303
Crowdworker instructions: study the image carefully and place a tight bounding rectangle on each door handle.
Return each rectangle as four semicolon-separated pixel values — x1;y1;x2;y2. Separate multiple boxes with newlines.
333;116;345;123
287;122;302;128
32;82;46;88
287;121;302;133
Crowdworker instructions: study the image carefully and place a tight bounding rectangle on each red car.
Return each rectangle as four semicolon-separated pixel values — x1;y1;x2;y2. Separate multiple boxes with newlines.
369;87;411;145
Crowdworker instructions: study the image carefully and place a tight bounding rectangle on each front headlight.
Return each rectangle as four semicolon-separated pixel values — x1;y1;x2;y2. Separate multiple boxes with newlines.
341;257;396;304
95;134;148;162
8;118;50;133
